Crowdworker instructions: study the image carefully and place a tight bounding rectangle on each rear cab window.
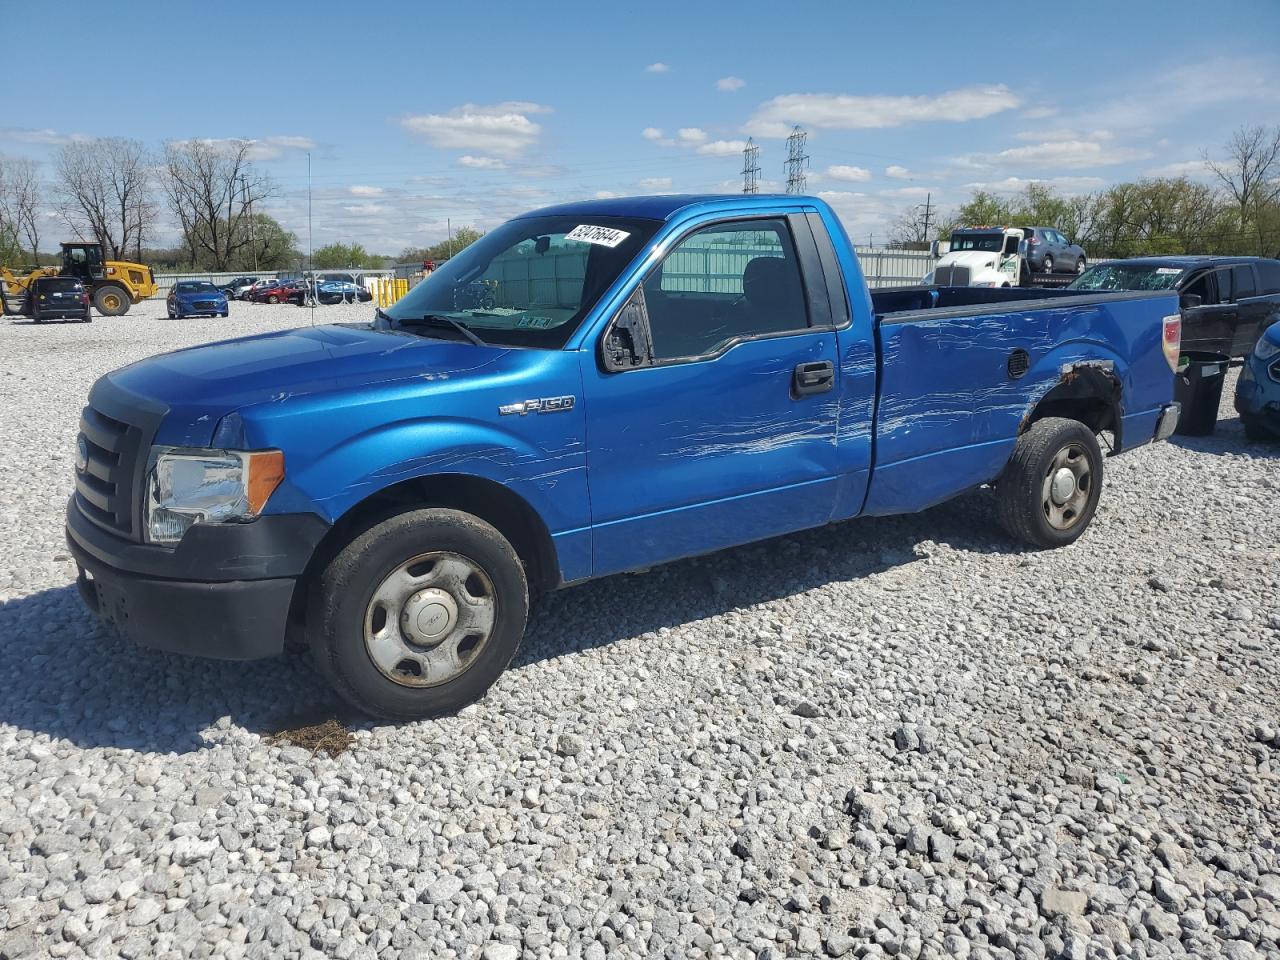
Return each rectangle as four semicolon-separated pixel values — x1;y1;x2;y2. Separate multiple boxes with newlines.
38;278;83;293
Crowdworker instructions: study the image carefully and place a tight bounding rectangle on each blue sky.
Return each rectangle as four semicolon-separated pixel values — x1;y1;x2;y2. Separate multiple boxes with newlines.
4;0;1279;253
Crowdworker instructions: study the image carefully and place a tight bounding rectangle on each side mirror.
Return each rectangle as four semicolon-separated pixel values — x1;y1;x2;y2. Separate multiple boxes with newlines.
535;236;551;255
1017;239;1029;258
930;239;950;257
1180;293;1202;310
601;287;653;372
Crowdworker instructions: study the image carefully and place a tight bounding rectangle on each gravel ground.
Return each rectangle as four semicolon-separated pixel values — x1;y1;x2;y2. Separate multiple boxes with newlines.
1;298;1278;960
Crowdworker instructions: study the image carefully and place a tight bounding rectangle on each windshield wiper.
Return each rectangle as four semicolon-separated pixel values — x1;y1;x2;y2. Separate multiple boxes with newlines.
393;313;489;348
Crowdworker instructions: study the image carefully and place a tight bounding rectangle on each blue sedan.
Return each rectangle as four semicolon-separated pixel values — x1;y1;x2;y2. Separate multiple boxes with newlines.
1236;319;1280;442
167;280;229;319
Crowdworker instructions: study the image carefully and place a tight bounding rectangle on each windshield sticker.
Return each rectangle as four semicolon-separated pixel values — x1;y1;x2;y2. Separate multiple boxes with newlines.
1156;268;1181;274
565;224;630;248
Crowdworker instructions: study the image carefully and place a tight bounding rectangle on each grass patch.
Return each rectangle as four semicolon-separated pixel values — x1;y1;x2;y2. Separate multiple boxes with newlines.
266;717;354;757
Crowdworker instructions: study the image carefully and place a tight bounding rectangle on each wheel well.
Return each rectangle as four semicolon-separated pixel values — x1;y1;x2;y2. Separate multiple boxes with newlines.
304;474;561;599
1024;363;1124;447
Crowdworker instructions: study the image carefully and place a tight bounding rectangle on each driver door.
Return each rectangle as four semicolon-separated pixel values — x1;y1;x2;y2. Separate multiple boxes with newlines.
581;216;842;577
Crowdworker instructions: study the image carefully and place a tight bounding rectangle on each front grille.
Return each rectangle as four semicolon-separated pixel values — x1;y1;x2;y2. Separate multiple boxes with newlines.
934;264;971;286
194;300;218;311
75;404;148;538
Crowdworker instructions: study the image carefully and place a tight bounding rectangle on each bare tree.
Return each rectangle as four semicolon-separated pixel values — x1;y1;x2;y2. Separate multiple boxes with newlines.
53;138;154;260
887;204;932;249
1205;125;1280;236
0;157;43;264
161;139;272;271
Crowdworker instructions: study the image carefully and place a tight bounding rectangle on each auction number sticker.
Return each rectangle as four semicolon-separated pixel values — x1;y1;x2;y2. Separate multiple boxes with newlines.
1156;268;1181;274
565;224;630;248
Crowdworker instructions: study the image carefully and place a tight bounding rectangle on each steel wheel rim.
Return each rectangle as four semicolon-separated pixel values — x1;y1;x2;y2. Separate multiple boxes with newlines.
1076;258;1086;274
1043;256;1053;273
1041;442;1092;530
363;551;497;688
103;293;121;310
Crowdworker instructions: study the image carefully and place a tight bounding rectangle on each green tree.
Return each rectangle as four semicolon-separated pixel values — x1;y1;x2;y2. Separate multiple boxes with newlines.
311;241;385;269
400;226;484;264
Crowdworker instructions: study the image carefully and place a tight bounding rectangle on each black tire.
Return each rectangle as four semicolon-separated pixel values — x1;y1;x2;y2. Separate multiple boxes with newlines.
996;417;1103;549
1042;255;1055;274
1242;414;1278;443
1076;257;1087;275
308;508;529;721
93;285;130;316
267;294;279;304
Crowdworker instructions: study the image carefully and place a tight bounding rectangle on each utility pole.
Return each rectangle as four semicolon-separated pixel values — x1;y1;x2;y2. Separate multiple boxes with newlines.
741;138;761;195
919;192;934;248
239;175;258;272
784;126;809;195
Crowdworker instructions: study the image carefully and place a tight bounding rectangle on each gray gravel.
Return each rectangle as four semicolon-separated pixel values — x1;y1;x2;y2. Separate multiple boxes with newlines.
1;299;1279;959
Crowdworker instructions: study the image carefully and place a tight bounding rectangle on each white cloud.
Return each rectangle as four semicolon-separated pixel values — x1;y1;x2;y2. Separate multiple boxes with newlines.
1021;105;1059;120
457;155;507;169
826;164;872;182
696;139;747;157
963;176;1106;194
1143;159;1215;178
646;62;669;73
639;176;673;189
594;190;622;199
716;76;745;92
885;164;915;179
400;102;550;156
1013;128;1113;142
978;139;1150;169
677;127;708;143
349;185;384;196
0;127;90;146
641;127;664;141
342;203;388;215
746;85;1020;136
882;186;932;198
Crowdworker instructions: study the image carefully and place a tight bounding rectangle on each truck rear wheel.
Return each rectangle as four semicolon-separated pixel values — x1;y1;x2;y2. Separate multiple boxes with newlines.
93;285;130;316
996;417;1102;549
308;508;528;720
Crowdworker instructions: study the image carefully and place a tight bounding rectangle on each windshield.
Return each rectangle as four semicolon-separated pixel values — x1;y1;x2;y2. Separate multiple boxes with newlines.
381;214;661;348
949;233;1005;253
1068;264;1185;291
176;281;217;293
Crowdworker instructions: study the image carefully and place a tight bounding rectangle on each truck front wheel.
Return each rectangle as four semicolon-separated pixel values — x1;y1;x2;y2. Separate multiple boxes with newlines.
308;508;529;720
996;417;1103;549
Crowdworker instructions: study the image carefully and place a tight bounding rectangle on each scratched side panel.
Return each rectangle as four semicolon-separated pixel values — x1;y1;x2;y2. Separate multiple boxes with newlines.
863;294;1177;516
244;350;591;580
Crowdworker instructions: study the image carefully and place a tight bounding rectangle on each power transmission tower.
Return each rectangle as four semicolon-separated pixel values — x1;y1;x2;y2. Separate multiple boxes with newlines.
741;138;761;195
784;126;809;194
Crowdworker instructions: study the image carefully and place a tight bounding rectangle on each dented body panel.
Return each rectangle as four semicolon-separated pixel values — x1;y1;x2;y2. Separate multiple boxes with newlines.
67;195;1181;666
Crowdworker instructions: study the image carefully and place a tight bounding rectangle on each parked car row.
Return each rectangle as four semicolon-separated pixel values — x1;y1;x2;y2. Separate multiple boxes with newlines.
210;275;375;306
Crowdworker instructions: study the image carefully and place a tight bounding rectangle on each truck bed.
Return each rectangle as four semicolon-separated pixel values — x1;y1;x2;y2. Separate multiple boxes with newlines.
860;285;1180;516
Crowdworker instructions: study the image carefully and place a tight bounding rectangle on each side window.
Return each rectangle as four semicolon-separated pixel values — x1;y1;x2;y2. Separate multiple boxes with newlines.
1257;260;1280;295
1182;271;1216;305
1215;269;1233;304
643;218;809;361
1232;264;1256;300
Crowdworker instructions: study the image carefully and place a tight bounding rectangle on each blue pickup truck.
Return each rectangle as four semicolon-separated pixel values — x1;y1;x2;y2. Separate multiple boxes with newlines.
67;195;1182;719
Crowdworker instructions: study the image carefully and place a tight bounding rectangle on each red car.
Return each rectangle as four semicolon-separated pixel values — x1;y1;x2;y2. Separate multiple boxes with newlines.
251;280;308;305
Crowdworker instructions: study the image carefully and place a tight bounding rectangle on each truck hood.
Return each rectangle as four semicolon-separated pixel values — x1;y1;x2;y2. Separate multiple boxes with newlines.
938;250;1003;271
105;323;510;445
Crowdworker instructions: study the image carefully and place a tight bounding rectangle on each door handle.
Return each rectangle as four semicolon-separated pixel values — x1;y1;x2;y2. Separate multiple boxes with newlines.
793;360;834;397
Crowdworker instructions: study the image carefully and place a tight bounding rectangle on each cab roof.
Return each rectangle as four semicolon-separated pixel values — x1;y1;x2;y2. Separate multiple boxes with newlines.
517;193;811;222
1103;255;1274;270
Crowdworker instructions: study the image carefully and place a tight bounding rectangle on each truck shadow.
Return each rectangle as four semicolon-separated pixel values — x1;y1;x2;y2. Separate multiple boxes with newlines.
0;491;1019;754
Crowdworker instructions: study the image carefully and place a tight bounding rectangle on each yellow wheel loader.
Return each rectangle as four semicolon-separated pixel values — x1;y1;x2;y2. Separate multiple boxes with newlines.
1;242;156;317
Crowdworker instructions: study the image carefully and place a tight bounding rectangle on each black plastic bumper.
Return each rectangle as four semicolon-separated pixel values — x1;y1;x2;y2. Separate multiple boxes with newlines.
66;498;329;660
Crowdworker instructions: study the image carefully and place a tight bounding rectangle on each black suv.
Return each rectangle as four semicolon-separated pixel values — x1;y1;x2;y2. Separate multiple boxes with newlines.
30;277;91;322
1069;255;1280;357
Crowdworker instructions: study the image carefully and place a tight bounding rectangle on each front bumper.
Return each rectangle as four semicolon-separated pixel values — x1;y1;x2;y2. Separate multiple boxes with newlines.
66;498;328;660
1154;402;1181;441
1235;357;1280;421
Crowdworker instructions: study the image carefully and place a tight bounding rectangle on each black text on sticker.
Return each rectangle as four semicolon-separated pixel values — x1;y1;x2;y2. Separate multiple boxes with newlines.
565;224;630;248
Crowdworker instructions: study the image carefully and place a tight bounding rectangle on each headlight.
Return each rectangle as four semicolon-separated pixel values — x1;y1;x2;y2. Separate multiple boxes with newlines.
145;447;284;543
1255;337;1280;362
972;281;998;288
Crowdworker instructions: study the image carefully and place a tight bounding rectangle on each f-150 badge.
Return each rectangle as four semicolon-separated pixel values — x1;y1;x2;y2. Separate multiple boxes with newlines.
499;396;576;416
